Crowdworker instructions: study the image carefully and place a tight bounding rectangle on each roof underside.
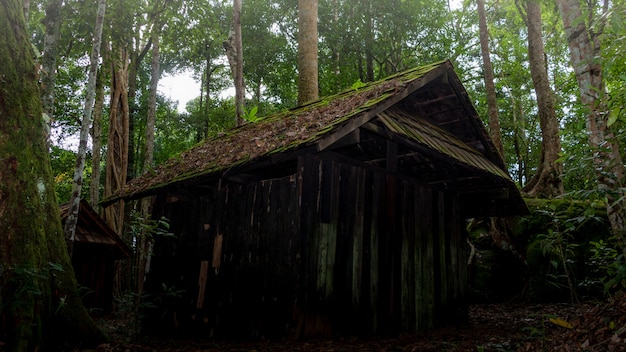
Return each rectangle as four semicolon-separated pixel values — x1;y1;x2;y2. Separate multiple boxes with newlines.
104;60;527;217
60;200;131;258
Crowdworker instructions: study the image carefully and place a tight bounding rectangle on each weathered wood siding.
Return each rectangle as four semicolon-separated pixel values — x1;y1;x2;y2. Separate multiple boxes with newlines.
297;154;467;337
146;153;468;338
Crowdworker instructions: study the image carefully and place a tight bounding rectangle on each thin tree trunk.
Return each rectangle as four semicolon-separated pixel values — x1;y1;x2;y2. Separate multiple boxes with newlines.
223;0;244;125
297;0;319;104
63;0;106;255
0;1;106;349
556;0;626;254
40;0;62;148
520;0;564;198
90;73;105;210
477;0;505;159
136;6;161;300
363;0;374;82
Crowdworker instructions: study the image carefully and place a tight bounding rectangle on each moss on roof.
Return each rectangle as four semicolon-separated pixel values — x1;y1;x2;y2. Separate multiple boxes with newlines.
104;61;446;203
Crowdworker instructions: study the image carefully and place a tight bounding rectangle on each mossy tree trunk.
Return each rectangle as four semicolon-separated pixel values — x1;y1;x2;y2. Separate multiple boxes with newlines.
0;1;106;350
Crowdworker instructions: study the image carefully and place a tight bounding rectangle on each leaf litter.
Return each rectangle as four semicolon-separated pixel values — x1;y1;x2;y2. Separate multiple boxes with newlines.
89;293;626;351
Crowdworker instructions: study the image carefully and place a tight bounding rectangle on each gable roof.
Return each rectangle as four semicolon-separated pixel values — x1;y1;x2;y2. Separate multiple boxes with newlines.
60;199;131;258
104;60;527;216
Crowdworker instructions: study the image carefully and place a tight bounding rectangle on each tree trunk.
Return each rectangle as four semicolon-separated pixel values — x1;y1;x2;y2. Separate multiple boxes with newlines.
0;1;106;350
520;0;564;198
297;0;319;105
136;4;161;301
64;0;106;255
103;45;130;238
223;0;244;125
556;0;626;253
90;73;105;211
477;0;505;159
363;0;374;82
22;0;28;23
40;0;62;148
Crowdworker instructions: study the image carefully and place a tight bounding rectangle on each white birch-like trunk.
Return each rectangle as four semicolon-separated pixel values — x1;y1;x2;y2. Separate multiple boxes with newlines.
63;0;106;255
40;0;62;148
89;74;104;210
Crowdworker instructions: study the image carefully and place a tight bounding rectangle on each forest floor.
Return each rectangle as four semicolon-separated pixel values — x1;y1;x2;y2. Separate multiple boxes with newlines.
93;294;626;352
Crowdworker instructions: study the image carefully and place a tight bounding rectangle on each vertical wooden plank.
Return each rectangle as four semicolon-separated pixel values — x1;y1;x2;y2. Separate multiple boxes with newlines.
400;181;412;331
333;162;351;323
417;185;434;330
424;187;435;330
197;260;209;309
295;155;317;337
352;166;365;312
212;234;223;270
385;172;398;332
369;171;381;333
435;190;448;326
451;191;468;323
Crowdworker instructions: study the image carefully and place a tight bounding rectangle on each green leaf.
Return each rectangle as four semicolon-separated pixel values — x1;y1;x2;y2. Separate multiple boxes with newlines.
608;106;620;127
351;79;367;90
611;10;623;33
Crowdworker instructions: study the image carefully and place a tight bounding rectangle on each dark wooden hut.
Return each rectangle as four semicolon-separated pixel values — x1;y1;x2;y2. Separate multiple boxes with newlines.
60;199;130;310
104;60;528;338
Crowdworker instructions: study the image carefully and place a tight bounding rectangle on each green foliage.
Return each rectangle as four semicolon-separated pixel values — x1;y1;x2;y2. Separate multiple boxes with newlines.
243;105;260;122
129;210;174;244
50;145;92;204
350;79;367;90
111;283;184;343
523;198;611;301
587;238;626;294
0;262;64;314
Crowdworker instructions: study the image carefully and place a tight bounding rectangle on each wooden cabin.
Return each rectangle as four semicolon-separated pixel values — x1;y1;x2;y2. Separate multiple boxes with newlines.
60;199;130;311
104;60;528;338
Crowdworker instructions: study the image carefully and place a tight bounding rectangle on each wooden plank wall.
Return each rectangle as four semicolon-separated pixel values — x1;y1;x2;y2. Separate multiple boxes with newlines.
147;177;301;338
146;153;468;338
297;154;468;337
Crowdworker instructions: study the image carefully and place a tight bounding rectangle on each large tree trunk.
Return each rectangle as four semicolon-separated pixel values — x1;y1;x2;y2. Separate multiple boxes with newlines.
556;0;626;253
64;0;106;255
297;0;319;104
477;0;505;159
520;0;564;198
223;0;244;125
0;1;105;350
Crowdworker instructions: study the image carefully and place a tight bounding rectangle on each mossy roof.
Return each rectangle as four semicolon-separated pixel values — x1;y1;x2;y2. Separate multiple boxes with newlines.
103;60;527;216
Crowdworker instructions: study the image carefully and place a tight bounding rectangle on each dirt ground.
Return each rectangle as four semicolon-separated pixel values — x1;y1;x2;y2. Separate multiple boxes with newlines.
93;294;626;352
